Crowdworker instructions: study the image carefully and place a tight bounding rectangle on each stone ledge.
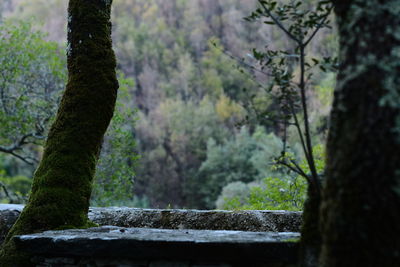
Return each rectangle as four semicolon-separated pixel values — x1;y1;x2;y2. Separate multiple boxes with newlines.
14;226;300;266
88;207;302;232
0;204;302;244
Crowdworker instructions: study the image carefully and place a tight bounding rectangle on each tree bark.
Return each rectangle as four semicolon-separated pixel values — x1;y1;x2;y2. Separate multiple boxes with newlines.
320;0;400;266
299;187;321;267
0;0;118;265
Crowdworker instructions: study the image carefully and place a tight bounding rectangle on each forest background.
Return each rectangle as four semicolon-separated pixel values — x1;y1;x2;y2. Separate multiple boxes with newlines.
0;0;337;210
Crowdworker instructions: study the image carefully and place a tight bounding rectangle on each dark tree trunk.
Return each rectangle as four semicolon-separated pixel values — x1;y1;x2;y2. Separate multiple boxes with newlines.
0;0;118;265
320;1;400;266
299;187;321;267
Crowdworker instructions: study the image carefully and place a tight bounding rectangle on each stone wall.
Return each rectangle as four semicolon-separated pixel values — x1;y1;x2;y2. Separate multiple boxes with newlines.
15;226;300;267
0;204;302;245
1;204;302;266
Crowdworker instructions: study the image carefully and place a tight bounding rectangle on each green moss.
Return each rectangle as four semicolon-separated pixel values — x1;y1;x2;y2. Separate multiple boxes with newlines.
0;1;118;265
284;237;301;243
56;219;99;231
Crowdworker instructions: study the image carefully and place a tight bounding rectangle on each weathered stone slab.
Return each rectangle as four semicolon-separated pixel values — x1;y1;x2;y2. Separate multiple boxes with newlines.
88;207;302;232
15;226;300;266
0;204;302;245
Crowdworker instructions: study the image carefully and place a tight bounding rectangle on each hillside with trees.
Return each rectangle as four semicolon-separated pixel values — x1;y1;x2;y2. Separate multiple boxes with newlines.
0;0;337;209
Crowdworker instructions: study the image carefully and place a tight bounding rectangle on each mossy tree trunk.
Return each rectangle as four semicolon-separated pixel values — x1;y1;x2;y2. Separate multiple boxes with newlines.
0;0;118;265
320;0;400;266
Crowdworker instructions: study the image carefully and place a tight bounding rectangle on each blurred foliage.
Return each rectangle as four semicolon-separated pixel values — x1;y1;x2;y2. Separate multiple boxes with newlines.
217;145;325;211
233;176;306;211
0;20;65;166
0;20;139;206
91;74;140;207
196;127;289;208
0;169;31;203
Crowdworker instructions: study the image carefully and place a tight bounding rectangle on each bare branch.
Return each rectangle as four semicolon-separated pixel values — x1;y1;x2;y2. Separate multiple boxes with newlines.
0;181;13;202
9;151;36;165
18;133;34;146
212;43;271;77
0;181;26;203
275;158;311;184
288;98;310;160
298;46;320;191
0;131;43;165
